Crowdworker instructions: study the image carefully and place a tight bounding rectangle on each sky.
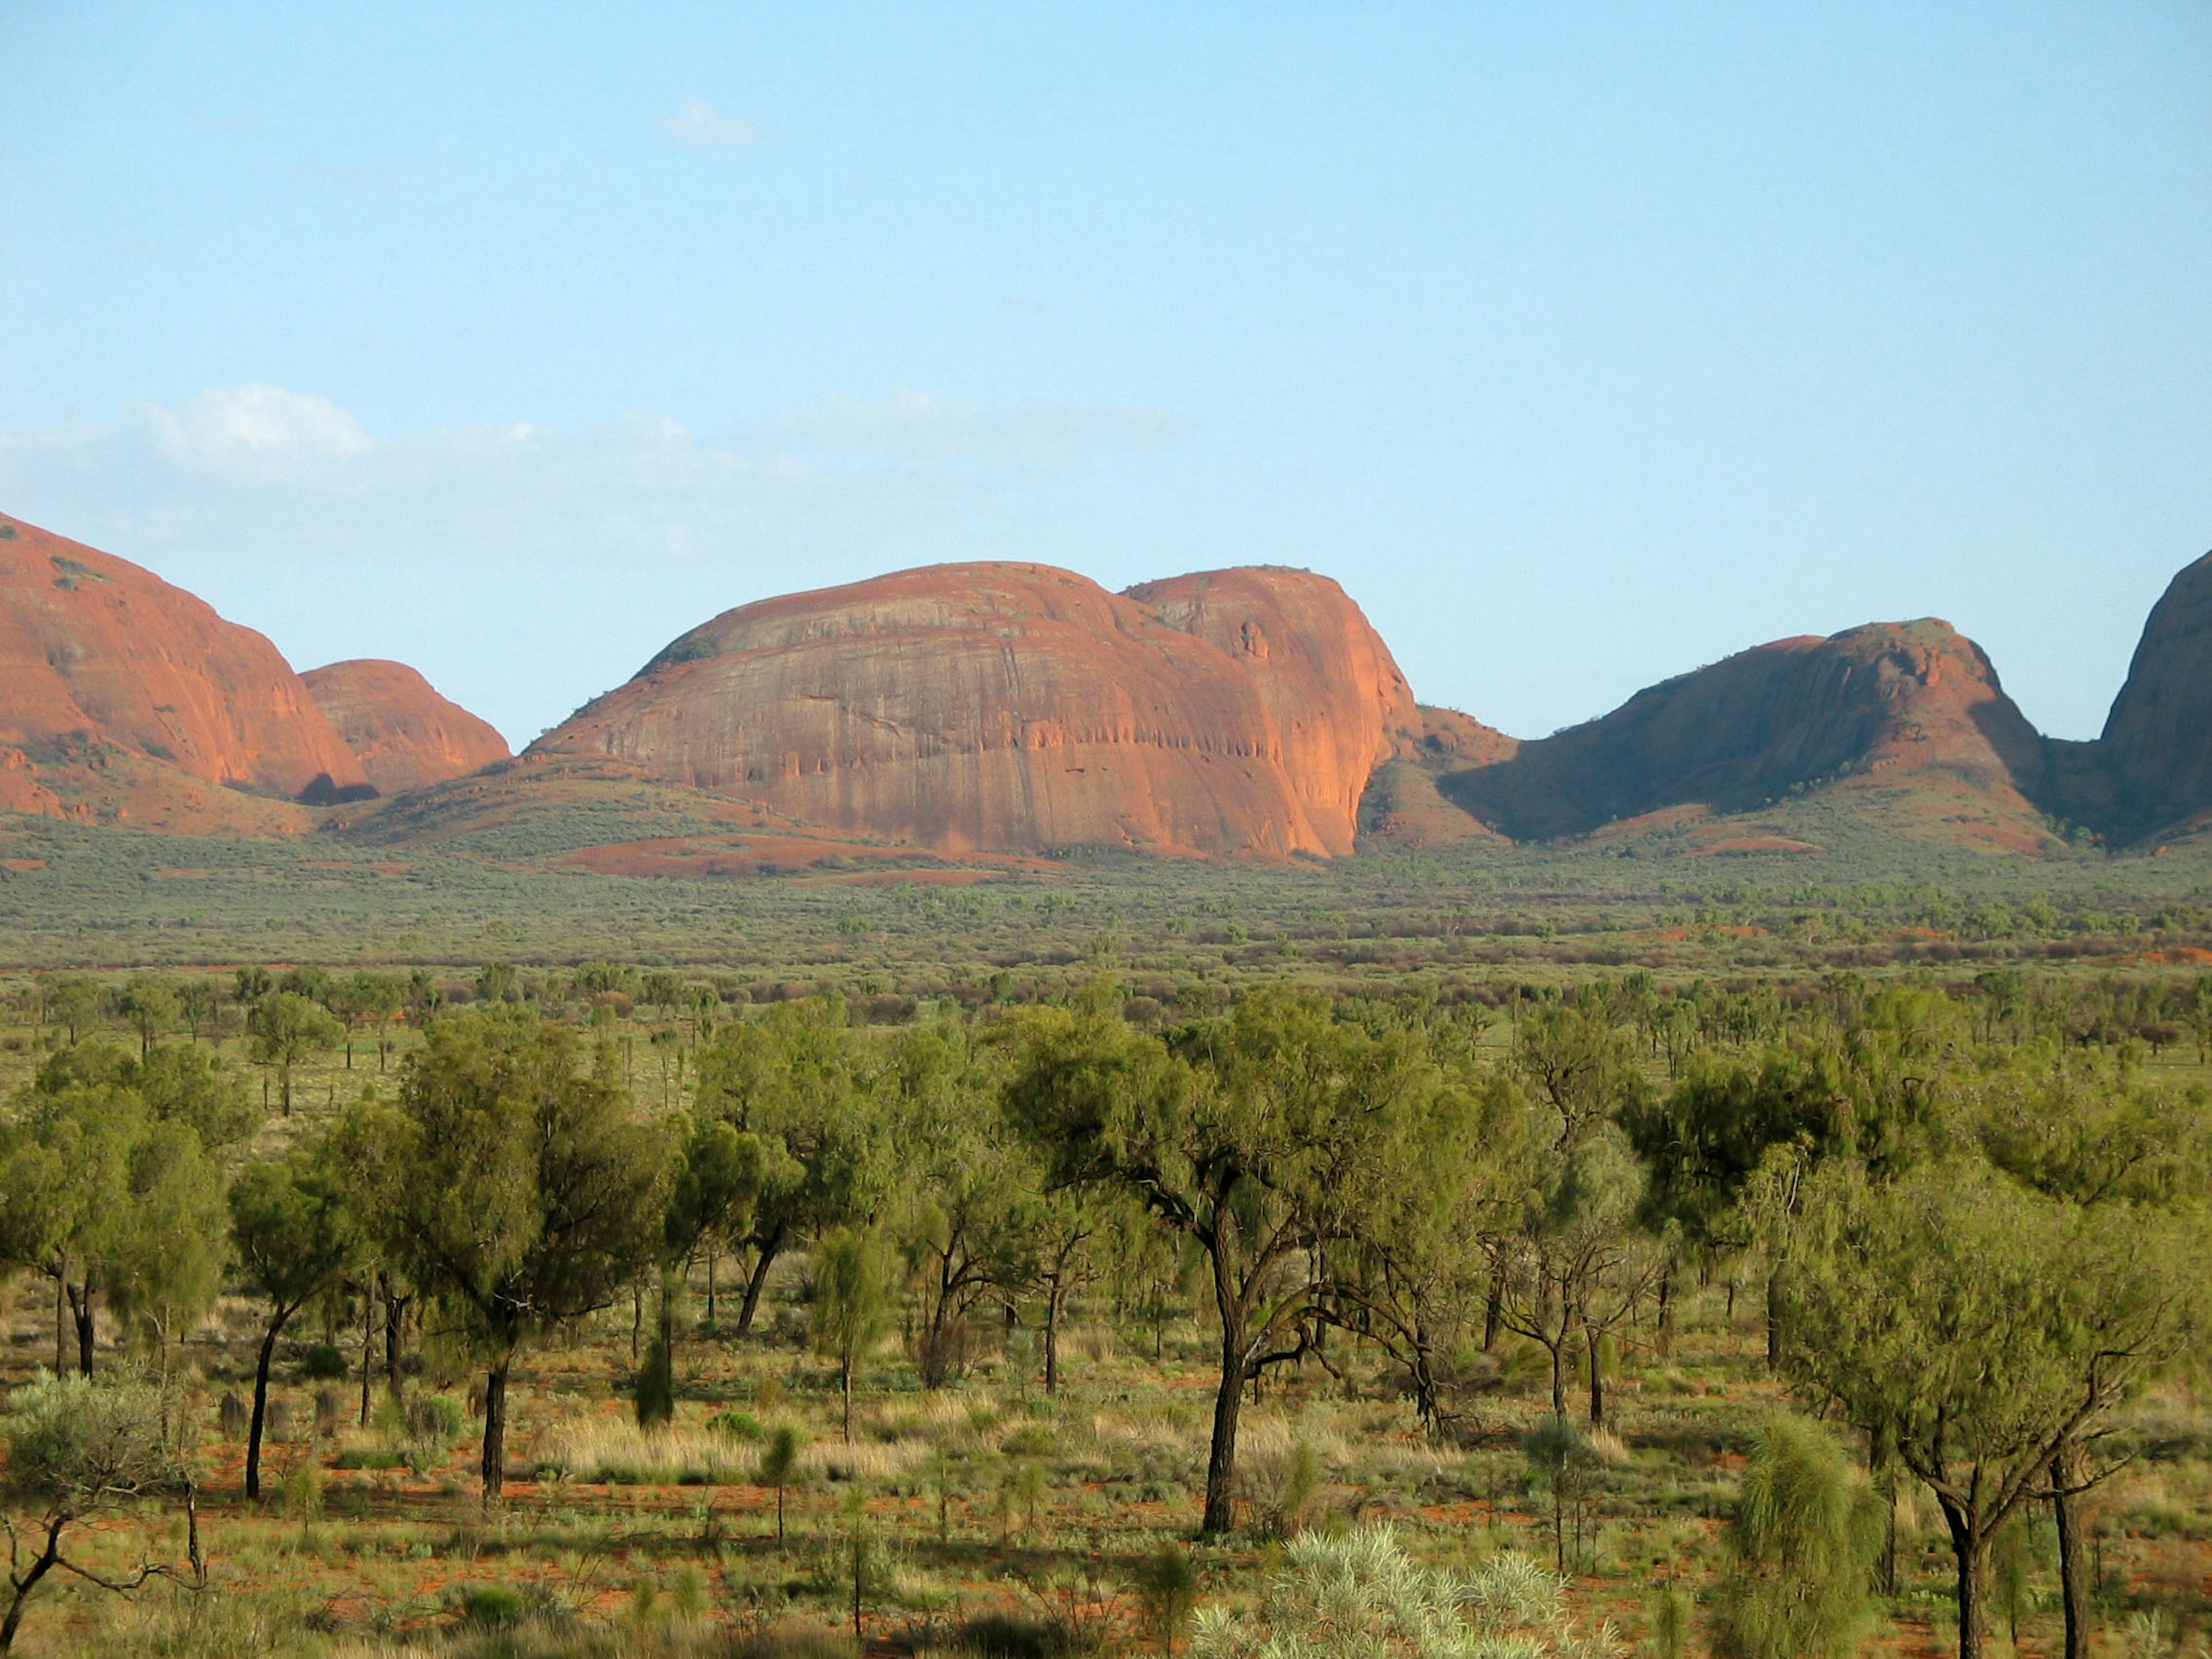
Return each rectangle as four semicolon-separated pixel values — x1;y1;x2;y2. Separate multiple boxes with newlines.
1;3;2208;750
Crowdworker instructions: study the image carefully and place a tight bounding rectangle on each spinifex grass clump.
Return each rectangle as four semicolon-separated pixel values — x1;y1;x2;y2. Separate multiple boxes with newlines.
1190;1525;1616;1659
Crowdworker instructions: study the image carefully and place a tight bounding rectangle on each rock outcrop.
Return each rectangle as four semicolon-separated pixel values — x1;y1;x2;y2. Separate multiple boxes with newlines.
528;562;1416;858
2092;551;2212;838
1437;619;2051;843
1127;567;1423;839
0;512;370;806
304;659;510;795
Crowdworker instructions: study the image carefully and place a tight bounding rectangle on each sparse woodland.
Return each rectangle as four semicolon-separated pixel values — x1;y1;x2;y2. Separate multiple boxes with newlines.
0;958;2206;1659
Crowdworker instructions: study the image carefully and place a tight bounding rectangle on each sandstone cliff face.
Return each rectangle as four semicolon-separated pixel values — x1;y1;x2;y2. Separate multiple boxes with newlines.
1126;566;1422;846
0;513;369;804
304;659;511;795
2096;552;2212;838
1440;619;2048;842
529;562;1413;857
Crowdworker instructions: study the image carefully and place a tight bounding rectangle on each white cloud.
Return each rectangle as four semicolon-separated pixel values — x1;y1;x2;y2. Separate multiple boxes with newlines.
143;384;374;480
661;99;765;147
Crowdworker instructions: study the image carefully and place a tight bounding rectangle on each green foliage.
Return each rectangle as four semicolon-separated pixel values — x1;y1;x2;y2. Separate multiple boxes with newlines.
811;1226;892;1441
1133;1545;1200;1654
1710;1414;1883;1659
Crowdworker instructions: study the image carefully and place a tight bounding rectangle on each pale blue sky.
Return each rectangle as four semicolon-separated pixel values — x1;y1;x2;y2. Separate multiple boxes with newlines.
2;3;2207;747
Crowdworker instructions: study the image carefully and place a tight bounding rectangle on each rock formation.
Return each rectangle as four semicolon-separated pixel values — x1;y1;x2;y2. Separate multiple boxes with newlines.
0;512;370;808
1127;566;1423;841
1435;619;2050;843
304;659;510;795
528;562;1417;858
2091;551;2212;838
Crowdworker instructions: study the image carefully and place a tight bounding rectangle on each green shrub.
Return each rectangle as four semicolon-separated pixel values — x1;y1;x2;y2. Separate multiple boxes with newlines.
458;1584;527;1628
301;1343;350;1380
711;1408;765;1441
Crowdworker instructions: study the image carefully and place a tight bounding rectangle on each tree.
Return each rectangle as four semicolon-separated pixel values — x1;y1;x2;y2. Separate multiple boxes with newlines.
1781;1160;2202;1659
0;1374;188;1652
1007;984;1427;1533
887;1024;1028;1386
134;1043;261;1154
1711;1414;1884;1659
645;1111;768;1421
1328;1066;1527;1434
1487;1126;1659;1423
812;1226;892;1442
338;1009;670;1501
44;978;100;1048
229;1145;357;1499
248;991;341;1116
0;1064;225;1378
329;971;403;1071
695;998;883;1337
759;1424;803;1541
115;975;180;1062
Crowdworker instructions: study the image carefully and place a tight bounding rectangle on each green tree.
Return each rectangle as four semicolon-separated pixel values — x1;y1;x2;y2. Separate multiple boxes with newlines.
759;1424;803;1541
1711;1414;1884;1659
328;971;404;1070
338;1009;671;1501
811;1226;892;1442
647;1111;768;1412
115;975;180;1062
229;1143;357;1499
1782;1160;2202;1659
1487;1126;1658;1423
44;977;100;1047
1007;984;1429;1533
696;998;883;1338
0;1374;188;1652
248;991;341;1116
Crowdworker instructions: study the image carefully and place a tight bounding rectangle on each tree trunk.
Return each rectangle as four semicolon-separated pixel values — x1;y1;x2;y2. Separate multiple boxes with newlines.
280;1060;293;1116
2052;1437;2092;1659
706;1249;717;1324
383;1281;409;1402
359;1285;374;1427
51;1265;66;1376
1655;1261;1675;1360
1585;1323;1605;1427
0;1520;65;1652
1764;1266;1782;1370
1483;1277;1502;1350
1549;1337;1568;1420
247;1319;283;1501
479;1351;513;1503
1044;1282;1063;1395
1945;1506;1991;1659
737;1226;784;1338
1202;1308;1247;1535
66;1281;94;1377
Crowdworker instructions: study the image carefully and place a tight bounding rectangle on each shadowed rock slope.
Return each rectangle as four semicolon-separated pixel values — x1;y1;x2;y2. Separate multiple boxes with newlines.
2087;552;2212;842
528;562;1419;858
304;659;511;795
1428;619;2062;853
0;511;371;825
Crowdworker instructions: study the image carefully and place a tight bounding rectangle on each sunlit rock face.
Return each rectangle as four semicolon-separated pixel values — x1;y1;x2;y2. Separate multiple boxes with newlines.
304;658;510;796
530;561;1420;858
0;511;369;806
